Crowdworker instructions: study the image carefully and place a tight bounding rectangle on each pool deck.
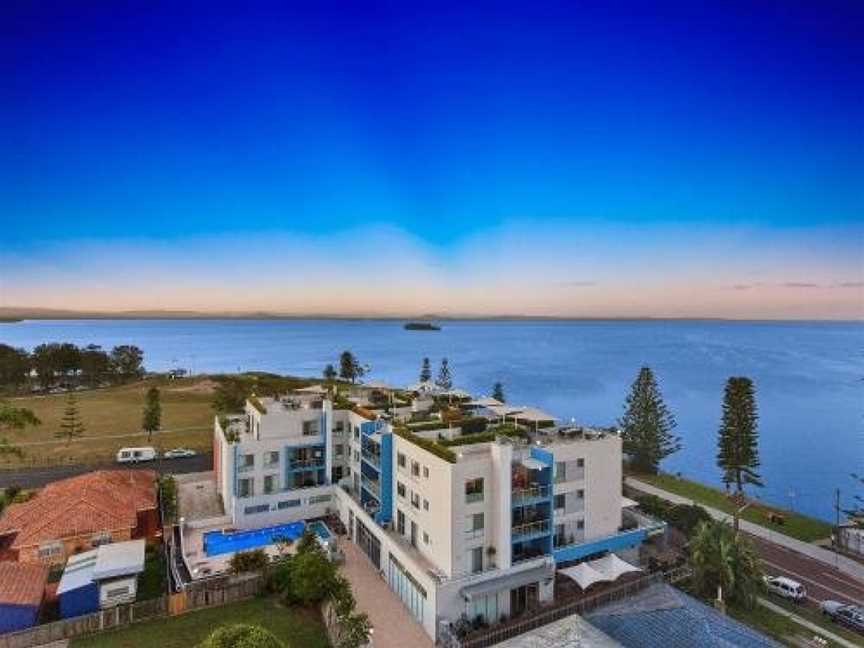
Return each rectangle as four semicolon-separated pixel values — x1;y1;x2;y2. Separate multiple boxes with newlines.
181;522;299;579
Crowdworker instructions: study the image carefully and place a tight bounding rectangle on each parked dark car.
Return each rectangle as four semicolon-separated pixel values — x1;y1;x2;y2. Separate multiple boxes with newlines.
820;600;864;634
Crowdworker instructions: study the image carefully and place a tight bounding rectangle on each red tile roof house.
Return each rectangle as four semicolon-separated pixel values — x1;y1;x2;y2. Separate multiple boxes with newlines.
0;470;159;566
0;561;49;633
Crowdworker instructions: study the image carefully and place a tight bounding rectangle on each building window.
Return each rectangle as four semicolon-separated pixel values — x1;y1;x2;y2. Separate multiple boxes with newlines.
397;452;407;469
38;542;63;559
554;494;566;510
577;489;584;499
576;458;584;468
411;461;420;478
397;481;407;499
264;451;280;467
470;546;483;574
105;585;130;600
577;519;584;530
303;420;319;436
465;478;484;503
411;492;420;509
423;499;429;511
397;509;406;535
334;443;344;457
423;532;430;545
423;466;429;478
467;512;484;534
309;494;331;505
278;499;301;509
334;421;345;433
237;478;254;498
238;454;254;471
354;426;360;440
264;475;278;494
244;504;269;515
555;461;567;482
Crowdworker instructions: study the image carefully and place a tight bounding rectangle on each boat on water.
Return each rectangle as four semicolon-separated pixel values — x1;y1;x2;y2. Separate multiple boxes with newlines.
404;321;441;331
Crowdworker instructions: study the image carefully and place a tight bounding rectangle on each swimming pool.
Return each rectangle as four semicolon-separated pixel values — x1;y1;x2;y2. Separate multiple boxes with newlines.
203;520;333;556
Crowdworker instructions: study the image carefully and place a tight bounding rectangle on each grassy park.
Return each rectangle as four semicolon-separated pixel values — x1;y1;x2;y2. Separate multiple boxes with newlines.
1;377;216;466
70;597;330;648
630;471;833;543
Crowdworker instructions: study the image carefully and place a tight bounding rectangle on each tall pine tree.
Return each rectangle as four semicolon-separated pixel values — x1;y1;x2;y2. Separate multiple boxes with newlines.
56;393;85;446
492;382;505;403
618;367;680;474
435;358;453;390
419;357;432;383
717;376;762;493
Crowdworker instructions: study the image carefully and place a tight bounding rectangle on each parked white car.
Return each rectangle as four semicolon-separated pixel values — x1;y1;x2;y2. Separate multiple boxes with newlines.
764;575;806;602
116;447;157;463
163;448;197;459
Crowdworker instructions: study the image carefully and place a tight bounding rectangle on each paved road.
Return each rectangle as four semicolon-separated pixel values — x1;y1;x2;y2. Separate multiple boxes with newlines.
0;453;213;489
626;477;864;582
752;535;864;609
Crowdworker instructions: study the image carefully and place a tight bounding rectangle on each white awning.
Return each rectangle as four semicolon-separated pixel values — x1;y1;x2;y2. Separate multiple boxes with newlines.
592;553;642;581
507;407;558;423
558;562;611;590
559;553;641;590
405;381;441;394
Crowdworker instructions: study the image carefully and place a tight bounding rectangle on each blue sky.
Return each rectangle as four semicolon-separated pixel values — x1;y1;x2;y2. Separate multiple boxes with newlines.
2;1;862;317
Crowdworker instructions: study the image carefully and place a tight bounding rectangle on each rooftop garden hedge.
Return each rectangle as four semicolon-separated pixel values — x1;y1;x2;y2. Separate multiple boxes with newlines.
393;426;457;463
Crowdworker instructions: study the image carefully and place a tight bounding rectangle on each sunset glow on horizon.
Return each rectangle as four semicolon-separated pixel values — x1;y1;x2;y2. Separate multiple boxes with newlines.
2;2;862;319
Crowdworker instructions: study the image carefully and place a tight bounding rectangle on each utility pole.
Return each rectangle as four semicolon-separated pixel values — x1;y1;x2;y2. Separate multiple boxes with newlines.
834;488;841;570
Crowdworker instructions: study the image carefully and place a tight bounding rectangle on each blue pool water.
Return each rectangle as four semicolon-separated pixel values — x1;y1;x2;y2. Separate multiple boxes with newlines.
307;520;332;541
204;520;308;556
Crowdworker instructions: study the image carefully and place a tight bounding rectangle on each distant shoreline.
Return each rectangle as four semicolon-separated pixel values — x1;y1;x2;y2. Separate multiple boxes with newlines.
0;310;860;323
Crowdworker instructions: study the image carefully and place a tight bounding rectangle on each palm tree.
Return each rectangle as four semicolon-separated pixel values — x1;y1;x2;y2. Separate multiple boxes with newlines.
689;519;763;610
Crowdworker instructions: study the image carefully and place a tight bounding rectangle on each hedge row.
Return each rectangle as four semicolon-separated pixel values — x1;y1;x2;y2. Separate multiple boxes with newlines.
393;426;457;463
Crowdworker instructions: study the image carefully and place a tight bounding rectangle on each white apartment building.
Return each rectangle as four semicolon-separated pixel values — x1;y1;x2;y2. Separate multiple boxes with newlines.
211;388;661;642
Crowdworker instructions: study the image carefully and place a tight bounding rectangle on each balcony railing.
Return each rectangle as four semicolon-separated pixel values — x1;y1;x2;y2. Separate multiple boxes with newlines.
512;485;551;503
511;519;551;541
554;532;585;548
290;457;325;470
237;462;255;473
361;450;381;469
361;475;381;498
465;492;484;504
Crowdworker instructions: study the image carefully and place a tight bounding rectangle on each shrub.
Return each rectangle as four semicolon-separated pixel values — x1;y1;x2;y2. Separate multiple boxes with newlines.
393;426;456;463
667;503;712;537
199;623;284;648
229;549;270;574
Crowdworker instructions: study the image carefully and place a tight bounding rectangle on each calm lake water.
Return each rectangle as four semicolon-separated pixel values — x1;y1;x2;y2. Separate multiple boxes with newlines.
2;319;861;521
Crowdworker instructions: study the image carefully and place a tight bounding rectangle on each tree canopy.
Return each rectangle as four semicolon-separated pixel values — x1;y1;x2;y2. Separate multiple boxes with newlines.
689;519;763;609
717;376;762;493
618;367;680;474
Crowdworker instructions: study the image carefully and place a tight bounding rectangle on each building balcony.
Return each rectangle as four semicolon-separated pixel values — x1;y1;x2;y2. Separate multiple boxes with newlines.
361;449;381;469
361;474;381;499
511;519;551;542
553;531;585;548
289;457;325;470
554;468;585;484
512;484;552;506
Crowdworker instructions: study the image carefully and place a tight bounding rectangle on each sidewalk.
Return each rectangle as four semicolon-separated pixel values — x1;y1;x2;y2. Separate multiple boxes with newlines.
338;540;433;648
625;477;864;582
758;598;861;648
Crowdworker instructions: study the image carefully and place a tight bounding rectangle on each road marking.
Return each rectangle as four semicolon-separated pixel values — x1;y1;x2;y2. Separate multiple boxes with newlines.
763;560;860;604
818;571;864;592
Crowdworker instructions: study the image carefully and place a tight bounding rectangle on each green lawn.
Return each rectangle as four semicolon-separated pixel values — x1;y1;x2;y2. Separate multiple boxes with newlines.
630;472;832;543
71;597;330;648
1;377;216;466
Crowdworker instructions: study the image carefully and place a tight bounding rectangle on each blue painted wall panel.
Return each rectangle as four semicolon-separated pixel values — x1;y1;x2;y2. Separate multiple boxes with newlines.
0;603;39;633
375;433;393;525
59;583;99;619
552;529;647;563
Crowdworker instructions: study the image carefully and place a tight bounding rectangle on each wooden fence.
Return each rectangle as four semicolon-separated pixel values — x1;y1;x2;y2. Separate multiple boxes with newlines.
0;574;263;648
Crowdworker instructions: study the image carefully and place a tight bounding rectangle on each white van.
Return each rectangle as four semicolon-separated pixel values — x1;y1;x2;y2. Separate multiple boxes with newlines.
116;447;157;464
764;575;806;602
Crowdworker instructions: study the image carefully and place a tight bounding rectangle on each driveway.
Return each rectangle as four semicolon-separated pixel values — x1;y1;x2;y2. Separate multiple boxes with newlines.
338;540;433;648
